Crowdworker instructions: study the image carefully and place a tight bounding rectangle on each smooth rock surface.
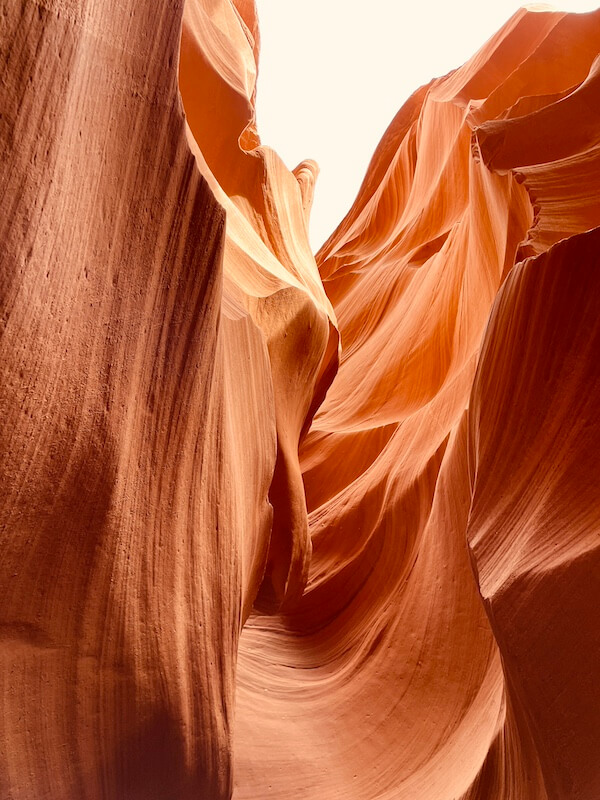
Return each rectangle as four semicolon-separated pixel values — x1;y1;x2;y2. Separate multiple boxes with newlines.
1;3;599;799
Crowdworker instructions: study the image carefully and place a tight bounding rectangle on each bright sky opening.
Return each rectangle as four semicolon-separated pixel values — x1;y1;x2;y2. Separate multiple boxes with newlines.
254;1;599;252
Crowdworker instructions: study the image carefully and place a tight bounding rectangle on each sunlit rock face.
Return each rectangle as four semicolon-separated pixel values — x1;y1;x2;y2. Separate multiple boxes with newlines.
1;2;600;798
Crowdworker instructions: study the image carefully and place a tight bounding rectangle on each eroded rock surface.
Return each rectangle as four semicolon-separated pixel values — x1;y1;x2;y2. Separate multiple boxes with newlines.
1;3;600;799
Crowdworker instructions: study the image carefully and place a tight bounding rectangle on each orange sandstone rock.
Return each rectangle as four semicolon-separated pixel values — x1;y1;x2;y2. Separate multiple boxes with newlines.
1;3;600;800
235;7;600;800
0;1;332;797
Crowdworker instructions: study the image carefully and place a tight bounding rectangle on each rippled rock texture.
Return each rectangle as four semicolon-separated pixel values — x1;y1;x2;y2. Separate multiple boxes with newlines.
1;2;600;799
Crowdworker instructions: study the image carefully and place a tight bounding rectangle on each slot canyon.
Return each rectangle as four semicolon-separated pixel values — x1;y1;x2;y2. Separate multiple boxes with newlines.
2;2;600;798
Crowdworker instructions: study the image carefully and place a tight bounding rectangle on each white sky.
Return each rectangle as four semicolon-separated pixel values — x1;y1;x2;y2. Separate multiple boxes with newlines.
254;1;599;251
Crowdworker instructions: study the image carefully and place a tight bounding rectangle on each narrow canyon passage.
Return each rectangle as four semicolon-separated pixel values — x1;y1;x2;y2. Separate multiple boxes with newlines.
1;2;600;799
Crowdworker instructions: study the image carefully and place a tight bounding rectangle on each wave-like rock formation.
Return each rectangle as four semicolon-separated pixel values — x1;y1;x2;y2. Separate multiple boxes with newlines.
1;2;600;798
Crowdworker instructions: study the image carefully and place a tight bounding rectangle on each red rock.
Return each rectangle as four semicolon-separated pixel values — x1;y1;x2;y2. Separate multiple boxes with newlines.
1;3;599;799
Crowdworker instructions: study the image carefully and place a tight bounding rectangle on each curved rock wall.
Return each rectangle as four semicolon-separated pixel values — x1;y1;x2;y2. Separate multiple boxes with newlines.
1;2;600;799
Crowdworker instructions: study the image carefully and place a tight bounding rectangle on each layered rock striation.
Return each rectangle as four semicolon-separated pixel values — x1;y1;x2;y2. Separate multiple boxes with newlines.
1;2;600;799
